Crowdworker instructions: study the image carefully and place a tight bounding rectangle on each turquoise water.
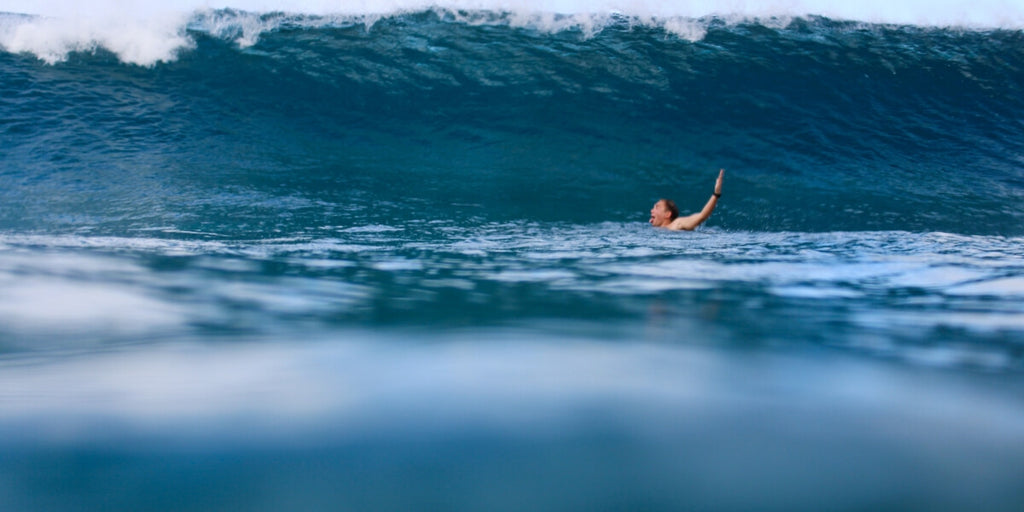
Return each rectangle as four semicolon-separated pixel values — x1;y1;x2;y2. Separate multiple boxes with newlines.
1;5;1024;511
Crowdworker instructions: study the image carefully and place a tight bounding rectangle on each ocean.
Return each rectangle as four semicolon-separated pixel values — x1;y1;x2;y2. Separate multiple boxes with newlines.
1;1;1024;510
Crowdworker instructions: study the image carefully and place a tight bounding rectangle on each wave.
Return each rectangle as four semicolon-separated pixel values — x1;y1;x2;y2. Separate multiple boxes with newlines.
3;1;1024;65
2;5;1023;235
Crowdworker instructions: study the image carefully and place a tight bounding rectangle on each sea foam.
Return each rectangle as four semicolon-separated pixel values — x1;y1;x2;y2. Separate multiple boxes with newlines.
2;1;1023;65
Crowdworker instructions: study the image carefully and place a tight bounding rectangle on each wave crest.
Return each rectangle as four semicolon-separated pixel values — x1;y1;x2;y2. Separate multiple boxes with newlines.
0;11;193;65
0;8;716;65
4;0;1024;65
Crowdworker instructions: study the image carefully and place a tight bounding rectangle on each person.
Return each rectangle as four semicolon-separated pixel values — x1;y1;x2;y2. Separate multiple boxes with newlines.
649;169;724;230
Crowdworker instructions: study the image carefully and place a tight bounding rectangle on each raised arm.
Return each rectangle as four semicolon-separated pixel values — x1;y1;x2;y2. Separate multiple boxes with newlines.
668;169;724;231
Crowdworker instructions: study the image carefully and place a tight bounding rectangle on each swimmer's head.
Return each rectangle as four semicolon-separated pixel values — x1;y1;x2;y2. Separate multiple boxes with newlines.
649;199;678;226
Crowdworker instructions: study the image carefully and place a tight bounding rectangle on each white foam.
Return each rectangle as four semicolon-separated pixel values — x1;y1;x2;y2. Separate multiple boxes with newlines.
4;1;1023;23
0;9;193;65
2;1;1023;65
5;0;1023;25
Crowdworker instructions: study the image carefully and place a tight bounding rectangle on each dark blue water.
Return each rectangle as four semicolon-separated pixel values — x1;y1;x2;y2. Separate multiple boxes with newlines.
1;8;1024;511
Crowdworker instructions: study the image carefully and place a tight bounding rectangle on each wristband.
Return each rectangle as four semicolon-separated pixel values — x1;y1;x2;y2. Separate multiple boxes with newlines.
713;192;721;198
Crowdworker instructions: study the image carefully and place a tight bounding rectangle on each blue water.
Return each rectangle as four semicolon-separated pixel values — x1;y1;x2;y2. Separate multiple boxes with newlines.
2;5;1024;511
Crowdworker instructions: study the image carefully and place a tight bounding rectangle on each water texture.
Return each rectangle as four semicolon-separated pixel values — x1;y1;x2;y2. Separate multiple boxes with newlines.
1;3;1024;511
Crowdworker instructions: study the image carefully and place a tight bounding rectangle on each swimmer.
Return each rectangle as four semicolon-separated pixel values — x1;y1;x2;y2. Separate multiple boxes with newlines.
649;169;723;231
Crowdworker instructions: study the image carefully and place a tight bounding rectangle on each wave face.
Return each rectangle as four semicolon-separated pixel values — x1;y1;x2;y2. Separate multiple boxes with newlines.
2;8;1024;235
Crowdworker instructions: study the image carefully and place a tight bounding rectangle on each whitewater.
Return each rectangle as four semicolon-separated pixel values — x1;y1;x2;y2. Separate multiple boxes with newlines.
4;0;1024;64
2;0;1024;511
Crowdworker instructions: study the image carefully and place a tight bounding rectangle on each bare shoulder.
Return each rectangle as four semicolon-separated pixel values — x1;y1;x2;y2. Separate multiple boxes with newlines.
668;216;699;231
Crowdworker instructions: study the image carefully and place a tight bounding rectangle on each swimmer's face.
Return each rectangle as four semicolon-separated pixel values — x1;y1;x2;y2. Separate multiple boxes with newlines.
649;200;672;227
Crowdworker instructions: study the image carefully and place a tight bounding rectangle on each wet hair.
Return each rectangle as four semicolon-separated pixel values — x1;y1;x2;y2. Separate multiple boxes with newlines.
660;199;679;220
